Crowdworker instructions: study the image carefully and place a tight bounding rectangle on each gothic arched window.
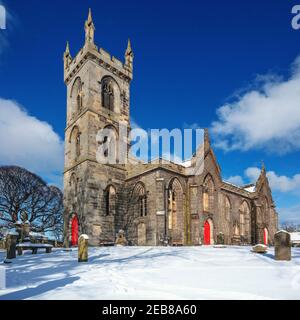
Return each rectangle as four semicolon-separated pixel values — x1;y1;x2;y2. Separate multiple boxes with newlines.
203;175;215;213
105;185;116;216
71;77;83;115
168;178;184;244
223;195;231;221
70;173;78;196
239;201;250;237
102;78;115;111
264;197;270;224
69;126;81;161
134;183;147;217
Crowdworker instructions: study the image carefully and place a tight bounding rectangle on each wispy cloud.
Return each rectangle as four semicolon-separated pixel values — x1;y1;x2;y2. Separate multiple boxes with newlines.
211;56;300;154
0;98;64;187
225;167;300;195
278;204;300;225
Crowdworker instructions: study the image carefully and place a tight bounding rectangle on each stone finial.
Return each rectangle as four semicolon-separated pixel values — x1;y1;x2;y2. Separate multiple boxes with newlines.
261;160;266;174
204;128;211;153
125;38;134;71
84;8;95;46
64;41;72;70
65;41;70;56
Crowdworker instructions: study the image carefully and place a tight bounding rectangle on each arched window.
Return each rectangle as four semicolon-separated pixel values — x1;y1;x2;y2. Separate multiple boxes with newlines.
97;125;118;164
71;77;83;115
168;178;184;244
133;183;147;217
239;201;250;237
102;78;115;111
69;126;81;161
264;197;270;224
224;195;231;221
104;185;116;216
70;173;78;196
203;175;215;212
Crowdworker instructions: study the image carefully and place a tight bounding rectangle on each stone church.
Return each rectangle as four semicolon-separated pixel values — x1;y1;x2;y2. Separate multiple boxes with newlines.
63;10;278;247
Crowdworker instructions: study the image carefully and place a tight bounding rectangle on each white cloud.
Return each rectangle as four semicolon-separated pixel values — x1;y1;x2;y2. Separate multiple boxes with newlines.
244;167;261;182
266;171;300;193
277;204;300;224
0;98;64;187
229;166;300;194
225;175;245;186
211;56;300;154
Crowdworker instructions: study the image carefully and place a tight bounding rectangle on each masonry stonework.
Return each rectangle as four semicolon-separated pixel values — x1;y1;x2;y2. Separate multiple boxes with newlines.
63;10;278;247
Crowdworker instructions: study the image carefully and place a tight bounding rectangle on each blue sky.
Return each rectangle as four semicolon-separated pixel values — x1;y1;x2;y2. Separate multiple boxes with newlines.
1;0;300;224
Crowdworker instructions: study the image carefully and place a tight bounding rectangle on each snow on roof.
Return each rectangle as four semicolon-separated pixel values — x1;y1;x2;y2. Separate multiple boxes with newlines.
243;185;256;193
181;160;192;168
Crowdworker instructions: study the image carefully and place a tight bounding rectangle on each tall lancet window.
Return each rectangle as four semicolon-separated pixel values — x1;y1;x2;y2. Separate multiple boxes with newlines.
71;77;83;115
102;78;114;111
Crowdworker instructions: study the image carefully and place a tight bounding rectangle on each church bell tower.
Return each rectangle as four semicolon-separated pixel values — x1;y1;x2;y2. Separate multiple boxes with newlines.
63;9;133;246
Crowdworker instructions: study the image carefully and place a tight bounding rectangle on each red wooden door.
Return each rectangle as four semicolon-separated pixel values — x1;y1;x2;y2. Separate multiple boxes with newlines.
71;215;79;246
204;220;211;245
263;228;268;245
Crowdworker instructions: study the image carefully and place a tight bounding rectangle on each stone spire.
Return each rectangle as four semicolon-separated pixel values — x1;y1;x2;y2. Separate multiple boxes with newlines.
84;8;95;47
261;160;266;174
64;41;72;70
204;128;211;152
124;38;134;71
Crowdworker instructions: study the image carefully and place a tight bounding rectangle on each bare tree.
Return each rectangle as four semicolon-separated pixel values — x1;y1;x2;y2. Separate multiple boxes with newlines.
0;166;63;238
281;222;300;233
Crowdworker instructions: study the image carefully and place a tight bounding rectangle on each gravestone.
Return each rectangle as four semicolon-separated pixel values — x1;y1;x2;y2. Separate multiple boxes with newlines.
6;232;18;259
78;234;89;262
275;230;291;261
115;229;128;246
252;244;267;254
216;232;225;245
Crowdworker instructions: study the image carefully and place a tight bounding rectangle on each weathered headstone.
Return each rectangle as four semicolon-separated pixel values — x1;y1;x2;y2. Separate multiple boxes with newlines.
6;232;18;259
216;232;225;245
252;244;268;254
78;234;88;262
275;230;291;261
115;229;128;246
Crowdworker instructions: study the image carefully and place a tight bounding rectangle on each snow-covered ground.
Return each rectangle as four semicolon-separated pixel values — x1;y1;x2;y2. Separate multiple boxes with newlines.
0;246;300;300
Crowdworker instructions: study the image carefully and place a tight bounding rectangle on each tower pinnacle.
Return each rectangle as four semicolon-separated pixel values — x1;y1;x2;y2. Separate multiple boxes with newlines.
85;8;95;47
125;38;134;71
65;41;70;56
64;41;72;70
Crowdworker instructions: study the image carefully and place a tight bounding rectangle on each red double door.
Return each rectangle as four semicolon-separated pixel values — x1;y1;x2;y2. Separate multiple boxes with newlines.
71;215;79;246
263;228;268;246
204;220;211;245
